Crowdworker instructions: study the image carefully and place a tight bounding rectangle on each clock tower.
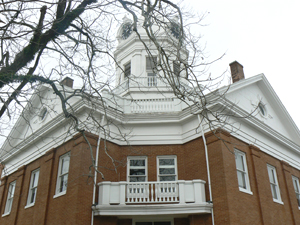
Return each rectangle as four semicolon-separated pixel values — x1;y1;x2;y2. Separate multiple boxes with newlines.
114;16;189;100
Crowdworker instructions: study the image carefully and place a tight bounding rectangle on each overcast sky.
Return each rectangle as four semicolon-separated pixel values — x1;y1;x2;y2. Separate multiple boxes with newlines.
184;0;300;129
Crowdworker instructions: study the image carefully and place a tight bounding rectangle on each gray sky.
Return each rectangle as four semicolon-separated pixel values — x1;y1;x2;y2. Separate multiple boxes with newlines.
185;0;300;129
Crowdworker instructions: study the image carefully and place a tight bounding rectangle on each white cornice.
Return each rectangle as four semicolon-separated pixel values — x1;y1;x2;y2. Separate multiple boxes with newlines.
92;203;212;216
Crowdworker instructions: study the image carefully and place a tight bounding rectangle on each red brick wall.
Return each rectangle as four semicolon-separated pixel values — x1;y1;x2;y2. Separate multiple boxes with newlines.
1;131;300;225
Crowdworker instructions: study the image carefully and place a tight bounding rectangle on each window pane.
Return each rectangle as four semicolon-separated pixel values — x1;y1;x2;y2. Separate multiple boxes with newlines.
159;159;174;166
155;222;171;225
146;57;157;70
130;160;145;167
61;157;70;174
271;184;278;199
293;179;299;193
33;171;39;187
159;176;175;181
236;154;245;171
237;171;246;189
130;169;145;176
124;62;131;77
159;168;175;175
136;222;152;225
30;188;36;204
130;176;146;182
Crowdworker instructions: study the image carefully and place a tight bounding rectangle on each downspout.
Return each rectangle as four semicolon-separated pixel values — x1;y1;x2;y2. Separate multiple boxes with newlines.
91;115;104;225
198;114;215;225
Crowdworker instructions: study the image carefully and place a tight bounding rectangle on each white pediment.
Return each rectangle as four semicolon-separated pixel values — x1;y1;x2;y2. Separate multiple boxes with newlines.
225;74;300;145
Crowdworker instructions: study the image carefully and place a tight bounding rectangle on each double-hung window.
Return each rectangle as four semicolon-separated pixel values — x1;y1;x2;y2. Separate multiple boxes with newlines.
146;56;157;86
292;176;300;207
234;149;251;194
3;181;16;215
55;153;70;196
26;169;40;207
128;156;147;182
267;164;282;203
157;156;177;181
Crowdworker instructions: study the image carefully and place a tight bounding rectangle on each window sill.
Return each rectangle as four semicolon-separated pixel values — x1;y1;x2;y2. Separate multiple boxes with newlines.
239;187;253;195
25;203;35;209
273;199;284;205
2;212;10;217
53;191;66;199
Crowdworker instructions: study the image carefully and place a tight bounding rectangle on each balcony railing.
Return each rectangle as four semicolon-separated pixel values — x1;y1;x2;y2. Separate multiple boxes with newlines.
130;98;175;113
112;77;190;95
127;181;178;203
98;180;206;205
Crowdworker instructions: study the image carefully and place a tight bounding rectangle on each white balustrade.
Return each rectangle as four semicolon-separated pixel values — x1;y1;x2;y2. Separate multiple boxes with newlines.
113;77;189;94
131;98;174;113
98;180;206;205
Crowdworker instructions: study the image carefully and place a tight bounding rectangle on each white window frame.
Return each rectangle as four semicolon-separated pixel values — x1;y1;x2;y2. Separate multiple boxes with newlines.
26;168;40;208
292;176;300;209
157;156;177;182
54;152;70;197
234;149;252;194
267;164;283;204
127;156;147;182
3;180;16;216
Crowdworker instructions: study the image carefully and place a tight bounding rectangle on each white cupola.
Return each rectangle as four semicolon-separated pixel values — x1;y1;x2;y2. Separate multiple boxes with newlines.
113;16;189;99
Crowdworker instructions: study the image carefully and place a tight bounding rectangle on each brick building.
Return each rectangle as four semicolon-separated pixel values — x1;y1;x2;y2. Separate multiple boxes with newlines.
1;19;300;225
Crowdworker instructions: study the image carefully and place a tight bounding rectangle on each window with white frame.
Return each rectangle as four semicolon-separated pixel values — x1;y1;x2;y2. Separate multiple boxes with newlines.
26;169;40;206
3;181;16;215
146;56;157;86
128;156;147;182
292;176;300;207
267;164;282;203
157;156;177;181
234;149;251;193
55;153;70;195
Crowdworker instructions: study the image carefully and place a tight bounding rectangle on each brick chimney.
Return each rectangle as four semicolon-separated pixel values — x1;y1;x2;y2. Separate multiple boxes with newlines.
60;77;74;88
229;61;245;83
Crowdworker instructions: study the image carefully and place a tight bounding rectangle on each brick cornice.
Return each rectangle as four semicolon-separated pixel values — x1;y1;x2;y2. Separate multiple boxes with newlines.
249;144;261;158
281;160;291;173
44;148;56;162
17;165;26;177
205;128;231;145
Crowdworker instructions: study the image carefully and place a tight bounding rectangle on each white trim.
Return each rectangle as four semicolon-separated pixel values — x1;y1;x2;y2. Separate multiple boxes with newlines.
93;202;212;216
127;156;148;182
156;155;177;181
267;164;282;203
55;152;70;195
24;203;35;209
234;149;252;193
26;168;40;206
53;191;66;199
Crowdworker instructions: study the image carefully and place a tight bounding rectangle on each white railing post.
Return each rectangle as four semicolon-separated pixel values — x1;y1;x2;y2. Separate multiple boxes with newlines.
98;181;111;205
119;181;126;205
193;179;206;203
178;180;185;204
